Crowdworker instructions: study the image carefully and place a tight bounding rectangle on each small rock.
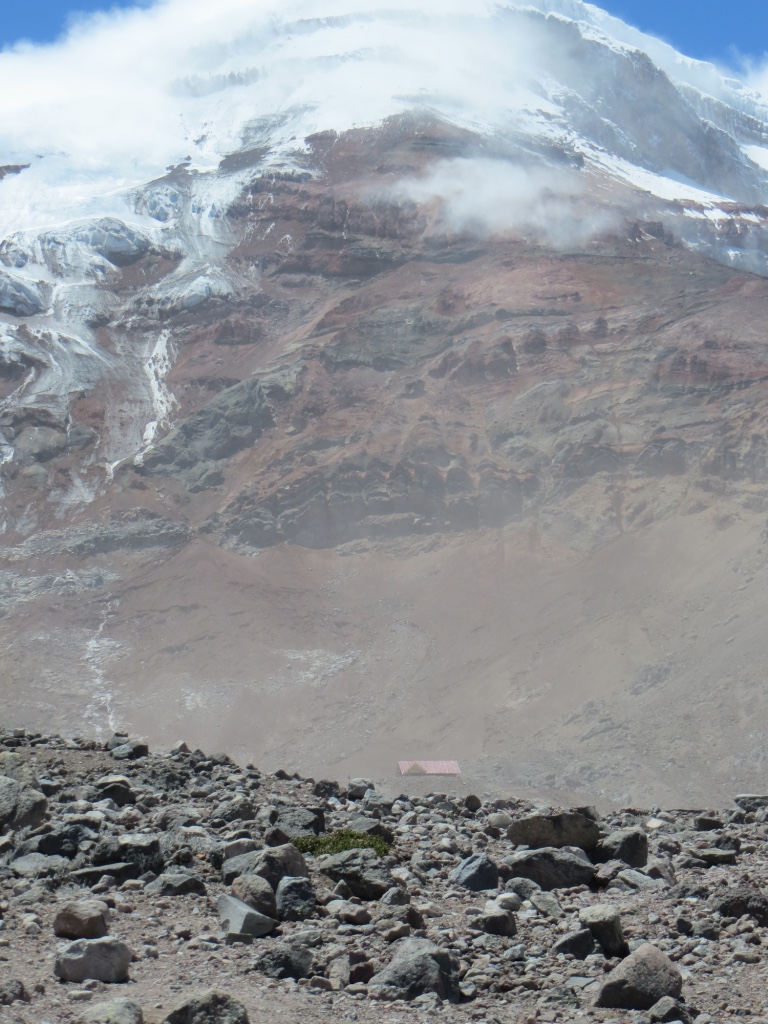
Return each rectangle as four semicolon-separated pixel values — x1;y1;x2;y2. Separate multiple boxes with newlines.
448;853;499;892
464;795;482;812
163;989;248;1023
253;941;313;980
649;994;694;1024
553;929;595;959
595;828;648;868
318;847;395;899
276;875;316;921
530;891;562;919
368;937;461;1002
145;872;207;897
77;998;144;1024
216;894;276;939
580;904;629;958
347;779;374;800
476;902;517;936
594;943;682;1010
231;874;277;918
0;979;30;1005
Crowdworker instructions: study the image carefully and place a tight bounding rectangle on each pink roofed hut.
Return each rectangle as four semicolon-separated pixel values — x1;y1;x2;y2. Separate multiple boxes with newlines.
398;760;461;776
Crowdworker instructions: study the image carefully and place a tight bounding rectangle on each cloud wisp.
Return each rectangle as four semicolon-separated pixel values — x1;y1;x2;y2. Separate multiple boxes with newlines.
0;0;766;235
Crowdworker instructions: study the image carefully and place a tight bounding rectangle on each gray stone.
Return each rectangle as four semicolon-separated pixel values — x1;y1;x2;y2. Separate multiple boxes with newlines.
276;875;316;921
477;903;517;936
594;943;683;1010
348;779;374;800
0;775;48;833
163;989;248;1024
0;979;29;1005
111;740;149;761
53;900;110;939
595;828;649;868
734;794;768;812
503;848;596;890
11;852;68;877
506;877;541;900
448;852;499;891
77;998;144;1024
530;891;563;918
253;941;313;979
464;794;482;812
507;811;600;851
231;874;277;917
318;847;395;899
381;886;410;906
326;899;372;924
223;843;307;889
579;904;629;957
216;894;276;939
711;885;768;925
649;995;694;1024
274;805;324;839
361;791;394;817
368;937;461;1002
54;937;132;984
486;812;513;829
145;872;207;897
553;929;595;959
348;817;394;843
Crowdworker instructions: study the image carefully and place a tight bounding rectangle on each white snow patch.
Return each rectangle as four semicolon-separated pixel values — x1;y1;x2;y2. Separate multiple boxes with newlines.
142;329;177;447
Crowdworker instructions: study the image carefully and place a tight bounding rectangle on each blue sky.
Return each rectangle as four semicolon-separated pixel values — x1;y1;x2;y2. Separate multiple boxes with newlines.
1;1;766;68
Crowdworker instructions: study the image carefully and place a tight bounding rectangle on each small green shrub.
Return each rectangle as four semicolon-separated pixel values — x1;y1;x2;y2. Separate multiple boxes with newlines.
294;829;390;858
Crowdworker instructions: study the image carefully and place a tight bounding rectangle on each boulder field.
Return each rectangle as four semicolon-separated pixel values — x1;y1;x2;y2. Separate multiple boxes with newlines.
0;726;766;1023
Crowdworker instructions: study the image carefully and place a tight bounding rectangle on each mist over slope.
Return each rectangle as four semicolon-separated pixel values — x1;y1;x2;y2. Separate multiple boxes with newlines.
1;1;768;805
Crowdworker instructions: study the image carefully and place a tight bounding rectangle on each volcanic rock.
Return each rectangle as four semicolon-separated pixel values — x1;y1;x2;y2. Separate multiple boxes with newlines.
503;847;596;890
54;937;133;984
368;938;461;1002
594;943;683;1010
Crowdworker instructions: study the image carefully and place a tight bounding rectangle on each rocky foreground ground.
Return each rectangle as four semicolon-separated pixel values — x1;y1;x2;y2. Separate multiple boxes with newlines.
0;728;766;1023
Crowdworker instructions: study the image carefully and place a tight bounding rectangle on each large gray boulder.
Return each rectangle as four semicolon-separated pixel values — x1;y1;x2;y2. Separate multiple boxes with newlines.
507;811;601;851
448;852;499;891
595;943;683;1010
53;900;110;939
368;938;461;1002
503;847;595;890
163;990;248;1024
318;847;395;899
216;894;276;940
54;937;132;984
595;828;648;868
77;999;144;1024
0;775;48;833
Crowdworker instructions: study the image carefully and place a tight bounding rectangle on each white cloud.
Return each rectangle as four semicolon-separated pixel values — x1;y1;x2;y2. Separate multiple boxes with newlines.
0;0;764;235
390;157;619;246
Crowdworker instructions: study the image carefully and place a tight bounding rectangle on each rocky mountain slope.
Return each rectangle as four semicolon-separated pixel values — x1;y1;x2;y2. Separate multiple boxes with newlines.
0;727;767;1024
3;2;768;803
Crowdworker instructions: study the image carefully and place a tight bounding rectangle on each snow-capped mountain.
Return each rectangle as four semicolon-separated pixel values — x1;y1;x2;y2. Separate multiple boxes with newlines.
3;1;768;803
